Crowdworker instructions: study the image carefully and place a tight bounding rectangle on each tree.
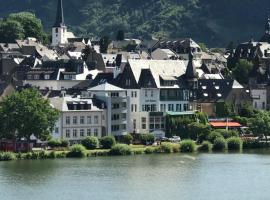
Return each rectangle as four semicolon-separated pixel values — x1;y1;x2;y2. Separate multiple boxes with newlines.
116;30;125;41
120;134;133;145
0;88;60;141
100;136;116;149
249;111;270;143
0;19;25;43
99;36;110;53
8;12;45;41
198;43;207;52
188;122;211;142
82;136;99;150
0;12;47;43
232;59;253;84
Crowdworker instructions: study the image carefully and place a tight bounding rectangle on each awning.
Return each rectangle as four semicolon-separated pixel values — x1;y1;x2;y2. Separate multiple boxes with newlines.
210;121;242;128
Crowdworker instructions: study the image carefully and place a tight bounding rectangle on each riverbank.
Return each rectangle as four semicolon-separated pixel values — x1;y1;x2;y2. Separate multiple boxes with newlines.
1;140;270;161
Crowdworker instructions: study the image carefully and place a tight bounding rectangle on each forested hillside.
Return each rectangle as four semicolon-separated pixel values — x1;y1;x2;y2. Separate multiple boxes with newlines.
0;0;269;47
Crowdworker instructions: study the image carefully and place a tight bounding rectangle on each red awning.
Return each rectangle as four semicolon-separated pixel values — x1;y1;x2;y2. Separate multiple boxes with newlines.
210;122;242;128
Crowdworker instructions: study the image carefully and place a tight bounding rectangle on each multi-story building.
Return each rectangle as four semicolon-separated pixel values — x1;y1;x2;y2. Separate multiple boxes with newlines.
50;96;107;144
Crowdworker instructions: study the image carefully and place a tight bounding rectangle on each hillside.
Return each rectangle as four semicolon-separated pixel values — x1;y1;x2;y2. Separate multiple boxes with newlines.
0;0;269;47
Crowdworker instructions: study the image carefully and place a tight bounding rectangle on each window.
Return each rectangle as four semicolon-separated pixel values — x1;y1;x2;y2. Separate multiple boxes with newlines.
27;75;32;80
73;129;77;138
55;28;58;33
184;104;188;111
133;119;136;130
126;79;131;86
160;104;166;112
66;116;70;125
73;116;77;125
176;104;181;112
94;116;99;124
34;75;39;80
141;117;147;129
55;127;59;134
131;91;137;98
151;104;157;112
145;90;148;97
111;125;120;132
168;104;174;111
80;116;85;124
80;129;85;137
44;74;50;80
111;92;119;97
87;129;91;136
131;104;137;112
112;114;120;120
112;104;120;109
94;129;99;137
121;102;127;108
151;90;154;97
87;116;92;124
66;130;70;138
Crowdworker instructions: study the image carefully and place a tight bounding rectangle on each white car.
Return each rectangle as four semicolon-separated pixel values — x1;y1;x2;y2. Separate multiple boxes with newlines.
169;136;181;143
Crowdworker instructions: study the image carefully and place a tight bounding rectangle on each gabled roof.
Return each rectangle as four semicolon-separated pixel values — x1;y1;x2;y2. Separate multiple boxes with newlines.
128;59;188;88
88;82;125;92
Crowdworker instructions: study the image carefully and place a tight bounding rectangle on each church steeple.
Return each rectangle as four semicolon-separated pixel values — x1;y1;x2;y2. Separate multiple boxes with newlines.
54;0;65;27
185;51;197;79
260;15;270;43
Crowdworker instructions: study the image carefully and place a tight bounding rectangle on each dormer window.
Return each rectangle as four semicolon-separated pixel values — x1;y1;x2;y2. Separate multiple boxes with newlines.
44;74;50;80
202;86;207;90
203;93;208;97
34;75;39;80
217;93;222;97
215;86;220;90
126;79;131;86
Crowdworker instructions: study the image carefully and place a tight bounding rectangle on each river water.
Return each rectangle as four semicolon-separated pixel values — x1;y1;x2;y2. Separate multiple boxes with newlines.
0;150;270;200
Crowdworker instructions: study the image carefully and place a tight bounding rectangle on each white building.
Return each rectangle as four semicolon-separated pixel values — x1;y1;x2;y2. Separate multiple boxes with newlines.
50;96;107;144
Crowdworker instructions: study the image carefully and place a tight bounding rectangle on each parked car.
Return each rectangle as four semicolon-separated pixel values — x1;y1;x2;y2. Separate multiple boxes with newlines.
169;136;181;143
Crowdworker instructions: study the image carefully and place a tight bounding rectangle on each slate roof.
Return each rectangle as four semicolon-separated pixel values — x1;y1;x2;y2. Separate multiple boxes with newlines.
88;82;125;92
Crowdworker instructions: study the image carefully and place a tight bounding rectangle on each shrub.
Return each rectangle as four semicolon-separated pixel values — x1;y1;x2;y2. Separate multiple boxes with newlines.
38;150;49;159
207;131;224;143
67;144;87;158
25;152;33;159
145;147;155;154
213;137;227;151
172;143;180;153
139;134;155;145
31;151;39;159
82;136;99;150
60;140;69;147
121;134;133;145
100;136;116;149
216;129;239;139
110;144;132;156
0;152;16;161
198;141;212;152
242;139;267;149
159;142;173;153
227;137;242;150
133;149;144;155
48;139;62;148
56;152;67;158
180;140;196;153
48;151;57;159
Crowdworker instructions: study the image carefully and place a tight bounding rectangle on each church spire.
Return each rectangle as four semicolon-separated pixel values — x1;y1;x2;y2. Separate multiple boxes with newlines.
54;0;65;27
265;15;270;35
185;51;197;79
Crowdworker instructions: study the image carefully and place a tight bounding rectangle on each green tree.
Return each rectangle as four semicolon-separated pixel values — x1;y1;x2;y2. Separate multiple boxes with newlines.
198;43;207;52
0;88;60;142
116;30;125;41
188;122;211;142
100;36;110;53
8;12;45;41
249;111;270;143
0;19;25;43
232;59;253;84
82;136;99;150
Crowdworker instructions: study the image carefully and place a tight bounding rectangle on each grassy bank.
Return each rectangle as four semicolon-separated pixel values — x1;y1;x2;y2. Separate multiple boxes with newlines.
1;139;269;162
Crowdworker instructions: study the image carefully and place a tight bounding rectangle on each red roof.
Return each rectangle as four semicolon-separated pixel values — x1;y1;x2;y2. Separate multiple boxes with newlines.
210;121;242;128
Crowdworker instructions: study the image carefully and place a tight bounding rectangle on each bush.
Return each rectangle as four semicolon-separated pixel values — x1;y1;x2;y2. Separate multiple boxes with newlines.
139;134;155;145
0;152;16;161
120;134;133;145
133;149;144;155
110;144;132;156
145;147;155;154
198;141;212;152
180;140;196;153
48;151;57;159
82;136;99;150
100;136;116;149
213;137;227;151
67;144;87;158
242;139;267;149
159;142;174;153
207;131;224;143
48;139;62;148
172;143;180;153
60;140;69;147
216;129;239;139
227;137;242;150
56;152;67;158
